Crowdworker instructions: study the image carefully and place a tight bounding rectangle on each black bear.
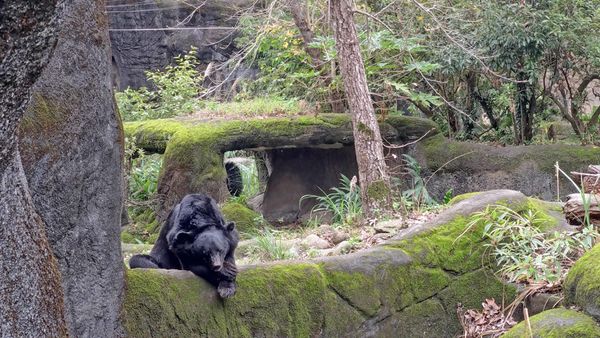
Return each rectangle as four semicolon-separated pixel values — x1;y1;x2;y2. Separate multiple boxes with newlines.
129;193;239;298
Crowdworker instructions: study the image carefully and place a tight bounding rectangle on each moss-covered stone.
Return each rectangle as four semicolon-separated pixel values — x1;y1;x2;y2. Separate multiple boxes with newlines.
564;243;600;321
125;114;438;221
123;191;553;337
419;134;600;201
221;201;263;235
503;308;600;338
448;191;483;205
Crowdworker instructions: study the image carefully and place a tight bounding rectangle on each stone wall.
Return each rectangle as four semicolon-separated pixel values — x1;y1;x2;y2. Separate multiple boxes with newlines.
108;0;253;90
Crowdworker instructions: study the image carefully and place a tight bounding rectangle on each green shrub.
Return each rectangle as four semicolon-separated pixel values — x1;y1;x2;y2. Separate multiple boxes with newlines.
116;47;202;121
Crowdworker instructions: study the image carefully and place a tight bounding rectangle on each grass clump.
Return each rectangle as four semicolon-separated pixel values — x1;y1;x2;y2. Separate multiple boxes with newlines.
301;174;362;227
200;97;305;117
247;229;297;262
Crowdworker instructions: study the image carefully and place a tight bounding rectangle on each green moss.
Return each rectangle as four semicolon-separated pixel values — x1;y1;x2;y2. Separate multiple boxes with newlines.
321;270;381;317
123;269;228;337
448;192;483;205
121;232;136;244
503;308;600;338
124;119;186;153
564;243;600;321
366;180;391;203
221;201;262;234
124;263;329;338
422;134;600;174
438;269;516;311
390;298;456;337
357;122;374;137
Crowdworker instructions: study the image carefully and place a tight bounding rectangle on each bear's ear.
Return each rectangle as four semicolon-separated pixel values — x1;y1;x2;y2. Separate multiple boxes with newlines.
226;222;235;232
171;231;194;247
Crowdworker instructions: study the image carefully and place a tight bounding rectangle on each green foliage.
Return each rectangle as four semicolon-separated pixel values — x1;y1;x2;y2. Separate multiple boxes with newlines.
301;174;362;226
129;154;162;201
401;154;436;210
116;47;202;121
467;204;598;283
249;228;296;261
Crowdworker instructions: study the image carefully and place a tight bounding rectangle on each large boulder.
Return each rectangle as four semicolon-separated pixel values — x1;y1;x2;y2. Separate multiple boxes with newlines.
564;243;600;321
123;190;564;337
416;134;600;201
19;0;124;336
503;308;600;338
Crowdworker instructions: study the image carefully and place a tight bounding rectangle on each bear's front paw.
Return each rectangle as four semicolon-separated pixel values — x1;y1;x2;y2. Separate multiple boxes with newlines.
221;261;238;279
217;281;236;299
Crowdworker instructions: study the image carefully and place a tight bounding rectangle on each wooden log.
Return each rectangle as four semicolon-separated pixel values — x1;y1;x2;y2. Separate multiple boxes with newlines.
563;193;600;225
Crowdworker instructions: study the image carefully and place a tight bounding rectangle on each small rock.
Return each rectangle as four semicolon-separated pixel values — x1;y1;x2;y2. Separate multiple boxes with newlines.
302;234;331;249
317;224;349;244
373;233;392;241
331;231;350;245
374;219;404;234
322;240;354;256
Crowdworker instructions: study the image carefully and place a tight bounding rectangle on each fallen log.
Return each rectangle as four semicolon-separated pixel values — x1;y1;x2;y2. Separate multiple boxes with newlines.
563;193;600;225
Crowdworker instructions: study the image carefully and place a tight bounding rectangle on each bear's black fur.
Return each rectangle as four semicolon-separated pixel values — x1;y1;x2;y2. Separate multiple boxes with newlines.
129;193;239;298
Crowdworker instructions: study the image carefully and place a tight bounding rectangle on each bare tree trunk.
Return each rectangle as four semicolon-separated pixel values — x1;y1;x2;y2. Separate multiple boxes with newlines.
330;0;391;219
0;1;68;336
289;0;345;113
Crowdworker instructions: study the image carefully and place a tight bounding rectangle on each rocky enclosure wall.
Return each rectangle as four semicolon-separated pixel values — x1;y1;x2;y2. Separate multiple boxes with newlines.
19;0;125;336
123;191;546;337
108;0;252;90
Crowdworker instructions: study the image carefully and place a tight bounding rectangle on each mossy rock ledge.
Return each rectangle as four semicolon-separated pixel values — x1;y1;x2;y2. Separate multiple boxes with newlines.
124;114;438;221
416;134;600;201
564;242;600;321
123;190;565;337
503;308;600;338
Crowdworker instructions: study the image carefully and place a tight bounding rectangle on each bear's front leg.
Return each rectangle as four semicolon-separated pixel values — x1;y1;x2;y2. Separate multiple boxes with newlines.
217;259;237;298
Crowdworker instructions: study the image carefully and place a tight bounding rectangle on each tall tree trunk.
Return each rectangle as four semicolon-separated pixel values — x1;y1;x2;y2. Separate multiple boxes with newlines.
330;0;391;218
0;1;68;336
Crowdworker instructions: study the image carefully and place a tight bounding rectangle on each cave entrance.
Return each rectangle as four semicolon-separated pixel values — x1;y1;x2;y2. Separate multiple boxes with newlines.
223;145;359;225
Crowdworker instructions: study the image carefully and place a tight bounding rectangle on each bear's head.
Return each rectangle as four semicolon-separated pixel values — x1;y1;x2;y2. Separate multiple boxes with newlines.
170;222;236;271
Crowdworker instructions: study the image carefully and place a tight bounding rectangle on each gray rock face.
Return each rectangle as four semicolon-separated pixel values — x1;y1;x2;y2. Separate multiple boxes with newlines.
262;146;358;224
108;0;253;90
19;0;124;336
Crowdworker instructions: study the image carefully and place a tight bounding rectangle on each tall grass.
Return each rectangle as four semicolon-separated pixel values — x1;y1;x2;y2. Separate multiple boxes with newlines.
301;174;362;226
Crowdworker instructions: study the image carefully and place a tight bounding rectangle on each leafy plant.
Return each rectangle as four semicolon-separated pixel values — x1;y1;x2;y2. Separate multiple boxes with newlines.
301;174;362;226
116;47;202;121
467;204;598;283
128;154;162;202
402;154;436;211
